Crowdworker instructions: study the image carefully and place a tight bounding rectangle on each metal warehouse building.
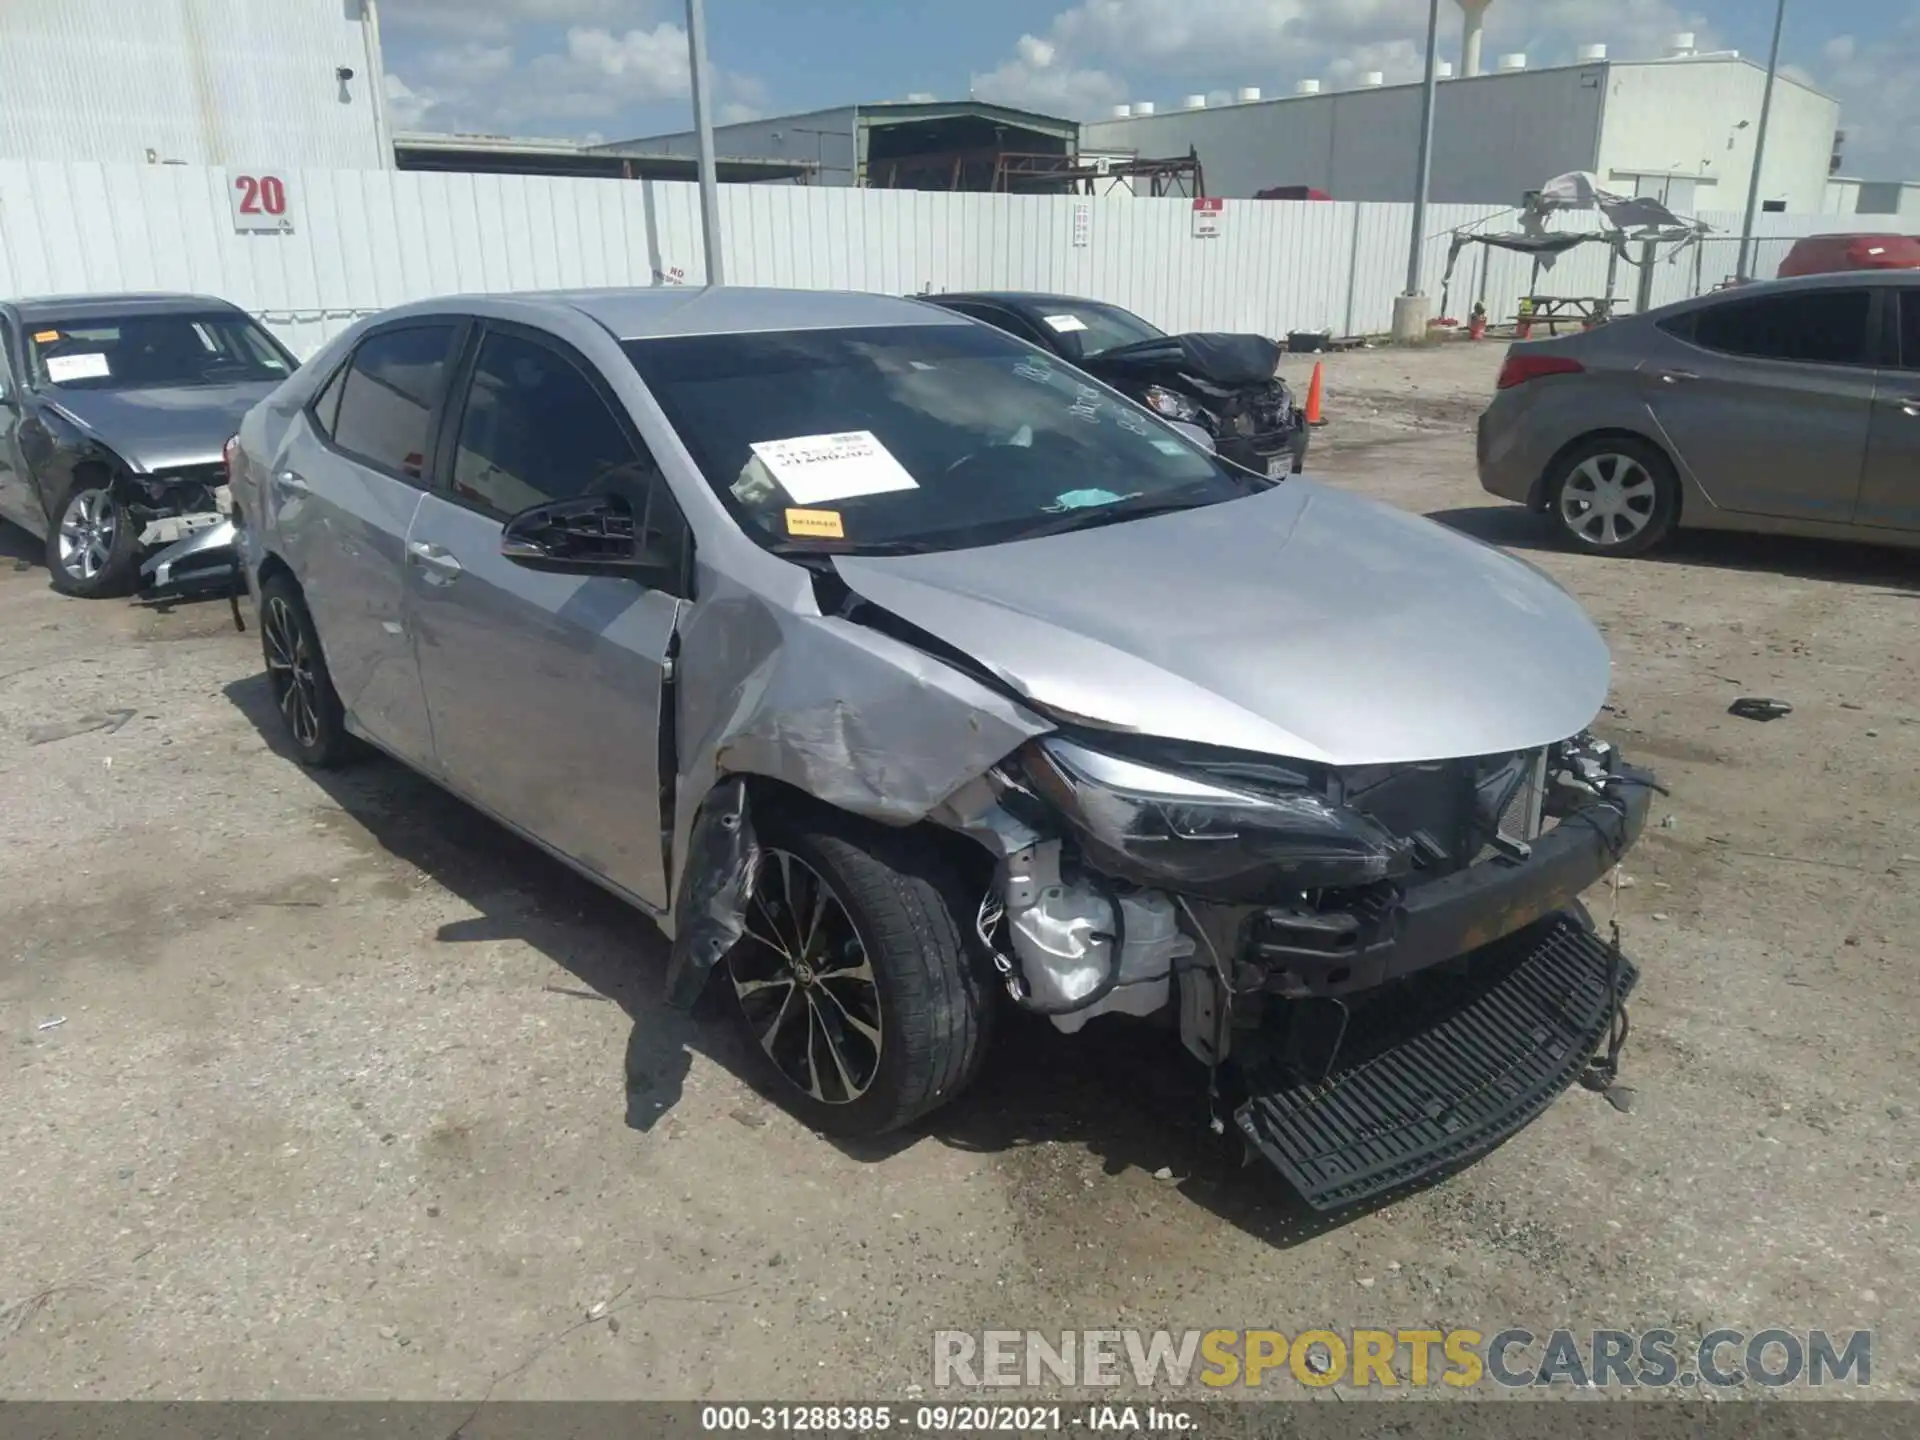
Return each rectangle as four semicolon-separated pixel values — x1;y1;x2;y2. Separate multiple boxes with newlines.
1081;45;1840;215
622;100;1082;189
0;0;392;170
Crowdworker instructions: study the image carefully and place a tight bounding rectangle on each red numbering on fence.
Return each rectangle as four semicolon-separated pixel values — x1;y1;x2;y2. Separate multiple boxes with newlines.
235;175;288;217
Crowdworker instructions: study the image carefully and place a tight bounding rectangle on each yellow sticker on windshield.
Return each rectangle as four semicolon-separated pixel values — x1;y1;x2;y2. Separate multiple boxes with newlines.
32;330;59;343
785;507;845;539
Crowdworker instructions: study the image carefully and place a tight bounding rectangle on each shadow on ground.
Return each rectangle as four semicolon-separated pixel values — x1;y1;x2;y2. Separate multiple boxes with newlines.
0;517;44;572
1429;504;1920;592
222;670;1498;1250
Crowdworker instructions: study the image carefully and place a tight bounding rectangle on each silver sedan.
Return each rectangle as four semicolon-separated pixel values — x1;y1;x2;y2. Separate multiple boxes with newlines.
231;287;1653;1210
1478;270;1920;556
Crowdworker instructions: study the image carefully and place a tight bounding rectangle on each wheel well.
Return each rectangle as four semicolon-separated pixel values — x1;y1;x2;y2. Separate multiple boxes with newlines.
740;773;995;893
1534;428;1680;521
256;550;295;591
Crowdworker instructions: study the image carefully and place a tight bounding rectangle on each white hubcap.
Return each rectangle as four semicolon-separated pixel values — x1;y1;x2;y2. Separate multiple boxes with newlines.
57;488;117;580
1561;455;1657;548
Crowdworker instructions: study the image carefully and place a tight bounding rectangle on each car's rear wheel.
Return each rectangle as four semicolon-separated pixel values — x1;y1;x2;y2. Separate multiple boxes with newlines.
724;807;992;1137
48;477;140;597
1547;438;1679;557
259;572;355;768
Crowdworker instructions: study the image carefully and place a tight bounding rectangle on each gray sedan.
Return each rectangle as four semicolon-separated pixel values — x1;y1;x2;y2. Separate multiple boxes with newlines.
1478;270;1920;556
232;287;1654;1209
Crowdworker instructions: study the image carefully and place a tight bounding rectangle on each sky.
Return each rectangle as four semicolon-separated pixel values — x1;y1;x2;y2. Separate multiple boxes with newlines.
378;0;1920;180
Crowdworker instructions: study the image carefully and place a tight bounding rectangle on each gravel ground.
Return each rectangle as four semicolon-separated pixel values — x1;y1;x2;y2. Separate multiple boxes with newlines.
1;340;1915;1402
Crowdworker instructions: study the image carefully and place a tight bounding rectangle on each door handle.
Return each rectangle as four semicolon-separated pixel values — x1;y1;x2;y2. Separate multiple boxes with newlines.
407;540;463;582
1886;394;1920;416
1656;369;1699;385
273;469;310;491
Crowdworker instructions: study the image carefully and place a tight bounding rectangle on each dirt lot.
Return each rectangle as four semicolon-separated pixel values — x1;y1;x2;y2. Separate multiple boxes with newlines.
1;341;1915;1402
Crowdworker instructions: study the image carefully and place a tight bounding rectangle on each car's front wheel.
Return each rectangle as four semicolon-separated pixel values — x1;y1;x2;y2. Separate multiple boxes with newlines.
1547;438;1679;557
724;807;993;1137
48;477;140;597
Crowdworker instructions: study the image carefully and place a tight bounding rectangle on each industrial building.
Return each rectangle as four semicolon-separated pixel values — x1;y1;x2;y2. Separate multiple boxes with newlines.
619;100;1087;191
1081;34;1841;215
0;0;393;170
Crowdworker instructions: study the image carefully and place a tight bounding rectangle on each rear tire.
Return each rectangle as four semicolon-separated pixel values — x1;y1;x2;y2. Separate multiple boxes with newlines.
1546;437;1678;557
47;476;140;597
723;806;993;1137
259;572;355;768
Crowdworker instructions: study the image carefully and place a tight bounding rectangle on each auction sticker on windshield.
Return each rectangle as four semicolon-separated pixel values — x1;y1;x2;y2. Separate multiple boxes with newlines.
749;430;920;505
45;353;111;383
1044;314;1088;333
784;507;845;539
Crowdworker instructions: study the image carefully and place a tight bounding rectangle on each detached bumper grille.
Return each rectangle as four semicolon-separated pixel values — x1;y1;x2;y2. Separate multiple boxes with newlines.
1238;913;1637;1211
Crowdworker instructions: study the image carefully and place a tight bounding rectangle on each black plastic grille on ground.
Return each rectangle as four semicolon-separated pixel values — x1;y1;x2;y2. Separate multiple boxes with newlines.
1237;916;1638;1212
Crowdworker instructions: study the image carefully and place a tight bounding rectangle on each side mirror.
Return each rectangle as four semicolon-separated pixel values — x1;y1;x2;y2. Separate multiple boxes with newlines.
501;494;657;578
1169;420;1215;454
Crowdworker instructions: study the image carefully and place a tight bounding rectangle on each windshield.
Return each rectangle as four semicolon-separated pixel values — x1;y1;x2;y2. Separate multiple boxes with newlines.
27;312;293;391
623;323;1266;556
1027;300;1165;360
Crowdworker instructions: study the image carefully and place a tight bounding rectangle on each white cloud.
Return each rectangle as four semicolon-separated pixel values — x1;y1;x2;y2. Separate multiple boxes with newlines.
1806;13;1920;178
383;72;439;130
383;13;772;139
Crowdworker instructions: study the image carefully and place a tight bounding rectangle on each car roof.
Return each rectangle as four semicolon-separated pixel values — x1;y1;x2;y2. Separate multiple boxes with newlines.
368;286;973;341
5;292;245;324
1707;269;1920;296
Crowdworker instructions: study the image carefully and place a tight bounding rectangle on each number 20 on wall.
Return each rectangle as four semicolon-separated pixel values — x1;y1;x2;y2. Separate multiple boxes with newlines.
235;175;288;216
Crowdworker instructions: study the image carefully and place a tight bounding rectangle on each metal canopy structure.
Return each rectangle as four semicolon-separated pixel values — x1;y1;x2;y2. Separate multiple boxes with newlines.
1438;170;1713;325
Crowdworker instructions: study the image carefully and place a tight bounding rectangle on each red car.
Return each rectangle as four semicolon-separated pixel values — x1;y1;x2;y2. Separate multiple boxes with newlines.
1777;233;1920;278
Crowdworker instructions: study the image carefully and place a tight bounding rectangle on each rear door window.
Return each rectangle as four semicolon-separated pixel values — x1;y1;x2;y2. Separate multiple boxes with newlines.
330;324;460;482
1683;289;1874;367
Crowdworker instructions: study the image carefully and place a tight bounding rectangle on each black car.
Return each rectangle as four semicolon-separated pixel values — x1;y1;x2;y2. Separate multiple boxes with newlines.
918;291;1309;478
0;293;297;597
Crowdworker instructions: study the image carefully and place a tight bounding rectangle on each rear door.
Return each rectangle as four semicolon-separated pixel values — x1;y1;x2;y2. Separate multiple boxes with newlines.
1859;285;1920;532
276;321;461;767
1646;286;1877;523
405;322;688;911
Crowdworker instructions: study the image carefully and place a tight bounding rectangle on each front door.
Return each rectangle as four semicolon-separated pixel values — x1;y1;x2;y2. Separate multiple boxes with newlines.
406;323;687;911
1859;286;1920;532
1644;286;1877;525
276;322;461;767
0;319;33;534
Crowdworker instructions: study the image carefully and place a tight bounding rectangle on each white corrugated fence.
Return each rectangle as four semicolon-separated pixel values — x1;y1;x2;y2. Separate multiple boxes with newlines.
0;160;1871;358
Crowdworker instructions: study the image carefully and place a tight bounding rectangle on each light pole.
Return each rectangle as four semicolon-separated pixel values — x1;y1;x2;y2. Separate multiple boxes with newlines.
687;0;724;284
1735;0;1788;281
1393;0;1444;341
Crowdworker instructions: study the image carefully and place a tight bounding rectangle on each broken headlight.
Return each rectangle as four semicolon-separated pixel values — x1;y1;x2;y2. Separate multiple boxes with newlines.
1020;737;1410;902
1141;385;1207;428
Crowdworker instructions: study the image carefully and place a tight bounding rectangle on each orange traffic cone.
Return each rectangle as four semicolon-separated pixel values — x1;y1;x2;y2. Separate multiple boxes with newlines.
1305;361;1327;427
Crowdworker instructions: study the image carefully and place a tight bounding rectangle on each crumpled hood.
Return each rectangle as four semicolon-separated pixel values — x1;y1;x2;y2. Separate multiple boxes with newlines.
44;382;276;473
1088;332;1283;388
832;481;1612;767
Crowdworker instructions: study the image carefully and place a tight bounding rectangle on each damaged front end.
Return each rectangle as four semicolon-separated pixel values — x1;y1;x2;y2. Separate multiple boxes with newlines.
950;726;1656;1210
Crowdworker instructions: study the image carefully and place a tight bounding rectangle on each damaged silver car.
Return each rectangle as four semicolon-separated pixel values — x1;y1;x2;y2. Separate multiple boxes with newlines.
232;289;1657;1209
0;293;295;597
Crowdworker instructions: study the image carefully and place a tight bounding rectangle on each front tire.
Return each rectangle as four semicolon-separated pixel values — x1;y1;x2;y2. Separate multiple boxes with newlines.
259;572;355;768
47;477;140;597
724;807;993;1137
1546;438;1679;557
